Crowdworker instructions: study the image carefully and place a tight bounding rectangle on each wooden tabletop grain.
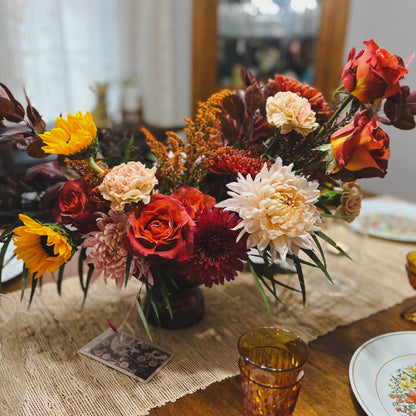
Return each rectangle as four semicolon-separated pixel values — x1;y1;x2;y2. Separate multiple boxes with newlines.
147;295;416;416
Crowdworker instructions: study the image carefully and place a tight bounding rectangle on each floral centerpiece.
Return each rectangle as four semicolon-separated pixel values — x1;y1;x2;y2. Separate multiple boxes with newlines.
1;39;415;336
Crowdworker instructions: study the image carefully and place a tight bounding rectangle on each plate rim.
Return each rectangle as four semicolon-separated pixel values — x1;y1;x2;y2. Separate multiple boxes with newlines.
349;198;416;242
349;331;416;416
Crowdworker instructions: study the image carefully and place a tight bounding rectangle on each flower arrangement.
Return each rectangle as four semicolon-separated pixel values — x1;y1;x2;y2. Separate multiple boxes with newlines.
1;39;415;335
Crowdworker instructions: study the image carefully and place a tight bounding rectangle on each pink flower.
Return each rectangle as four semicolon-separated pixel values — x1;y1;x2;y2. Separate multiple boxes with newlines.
82;210;151;288
99;161;158;211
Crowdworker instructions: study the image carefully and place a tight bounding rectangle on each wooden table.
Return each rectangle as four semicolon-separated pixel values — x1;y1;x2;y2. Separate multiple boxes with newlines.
147;295;416;416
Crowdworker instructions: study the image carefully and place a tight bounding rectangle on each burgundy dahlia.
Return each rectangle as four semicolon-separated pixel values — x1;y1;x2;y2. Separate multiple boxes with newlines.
183;207;248;287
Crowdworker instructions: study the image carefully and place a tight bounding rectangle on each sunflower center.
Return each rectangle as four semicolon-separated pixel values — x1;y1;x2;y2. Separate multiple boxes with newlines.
40;235;58;257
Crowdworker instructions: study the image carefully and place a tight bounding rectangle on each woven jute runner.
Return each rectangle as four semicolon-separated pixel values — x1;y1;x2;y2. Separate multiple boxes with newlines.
10;221;416;416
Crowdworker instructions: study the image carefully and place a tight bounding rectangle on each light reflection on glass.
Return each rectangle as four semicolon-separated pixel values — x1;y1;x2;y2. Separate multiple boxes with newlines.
251;0;280;15
290;0;318;13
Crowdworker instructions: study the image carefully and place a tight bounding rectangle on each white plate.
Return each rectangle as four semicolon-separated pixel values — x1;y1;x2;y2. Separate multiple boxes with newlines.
349;331;416;416
349;198;416;242
1;241;24;283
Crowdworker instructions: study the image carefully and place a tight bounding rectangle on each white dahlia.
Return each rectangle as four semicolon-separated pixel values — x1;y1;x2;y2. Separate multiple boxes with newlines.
216;158;321;261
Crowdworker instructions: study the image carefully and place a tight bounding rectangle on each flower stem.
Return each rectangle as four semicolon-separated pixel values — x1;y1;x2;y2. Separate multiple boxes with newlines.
314;94;355;141
86;156;105;174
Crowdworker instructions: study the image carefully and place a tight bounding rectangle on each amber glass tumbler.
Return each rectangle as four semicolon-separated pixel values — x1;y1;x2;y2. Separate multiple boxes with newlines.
238;327;309;416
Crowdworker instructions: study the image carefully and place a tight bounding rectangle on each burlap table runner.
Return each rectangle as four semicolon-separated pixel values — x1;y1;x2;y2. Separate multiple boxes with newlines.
10;219;416;416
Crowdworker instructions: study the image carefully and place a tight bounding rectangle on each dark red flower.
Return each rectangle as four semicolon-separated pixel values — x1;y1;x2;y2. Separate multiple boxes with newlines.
383;85;416;130
210;148;270;178
53;179;101;233
182;207;248;287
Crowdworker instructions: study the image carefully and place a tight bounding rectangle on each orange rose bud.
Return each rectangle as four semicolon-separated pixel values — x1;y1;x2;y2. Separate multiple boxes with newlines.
330;110;390;179
342;39;408;104
171;186;216;219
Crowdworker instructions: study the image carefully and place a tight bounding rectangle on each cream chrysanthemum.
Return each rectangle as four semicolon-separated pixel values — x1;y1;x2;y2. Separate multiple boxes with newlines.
99;161;158;211
266;91;319;136
216;158;321;261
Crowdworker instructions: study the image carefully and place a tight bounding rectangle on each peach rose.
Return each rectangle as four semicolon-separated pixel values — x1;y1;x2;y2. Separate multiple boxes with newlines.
99;161;158;211
266;91;318;136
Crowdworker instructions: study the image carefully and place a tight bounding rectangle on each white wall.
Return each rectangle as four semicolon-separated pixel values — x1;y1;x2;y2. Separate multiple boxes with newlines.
344;0;416;202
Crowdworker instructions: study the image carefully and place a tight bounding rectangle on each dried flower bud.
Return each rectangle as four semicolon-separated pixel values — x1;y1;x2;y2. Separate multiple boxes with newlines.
335;181;363;223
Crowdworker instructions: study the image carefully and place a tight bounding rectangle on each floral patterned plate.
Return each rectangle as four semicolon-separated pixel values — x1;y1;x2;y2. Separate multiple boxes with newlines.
349;331;416;415
349;198;416;242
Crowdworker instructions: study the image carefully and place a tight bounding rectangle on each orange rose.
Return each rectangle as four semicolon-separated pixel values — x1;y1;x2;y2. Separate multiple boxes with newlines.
330;110;390;179
172;186;216;219
342;39;408;104
124;194;195;263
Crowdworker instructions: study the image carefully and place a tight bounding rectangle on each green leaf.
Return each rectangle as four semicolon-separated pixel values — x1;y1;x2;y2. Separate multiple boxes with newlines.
312;233;326;268
0;234;12;291
136;299;152;341
159;284;173;320
20;267;28;301
250;263;271;318
302;249;332;282
123;135;134;163
125;252;132;288
28;274;39;306
317;231;352;260
78;247;87;291
82;265;94;305
57;264;65;296
150;298;160;321
292;257;306;305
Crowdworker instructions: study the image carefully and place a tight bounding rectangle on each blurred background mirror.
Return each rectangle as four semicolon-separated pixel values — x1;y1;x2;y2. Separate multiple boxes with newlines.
217;0;322;88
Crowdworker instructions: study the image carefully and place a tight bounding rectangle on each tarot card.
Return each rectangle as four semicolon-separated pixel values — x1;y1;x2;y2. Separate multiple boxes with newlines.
79;328;173;382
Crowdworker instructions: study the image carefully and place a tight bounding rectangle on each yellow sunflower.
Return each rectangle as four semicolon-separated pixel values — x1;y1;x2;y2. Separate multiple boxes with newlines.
13;215;73;276
40;111;98;158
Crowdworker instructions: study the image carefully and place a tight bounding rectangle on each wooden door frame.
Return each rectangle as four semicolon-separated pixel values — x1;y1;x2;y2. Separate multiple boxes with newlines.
191;0;351;115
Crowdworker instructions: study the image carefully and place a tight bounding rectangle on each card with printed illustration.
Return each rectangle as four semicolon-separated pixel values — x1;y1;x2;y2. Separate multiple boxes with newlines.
79;328;173;382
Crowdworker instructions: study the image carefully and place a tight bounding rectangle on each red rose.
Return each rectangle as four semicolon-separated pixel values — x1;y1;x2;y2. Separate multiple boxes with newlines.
171;186;216;219
342;39;408;104
330;110;390;180
53;179;101;233
124;194;195;263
